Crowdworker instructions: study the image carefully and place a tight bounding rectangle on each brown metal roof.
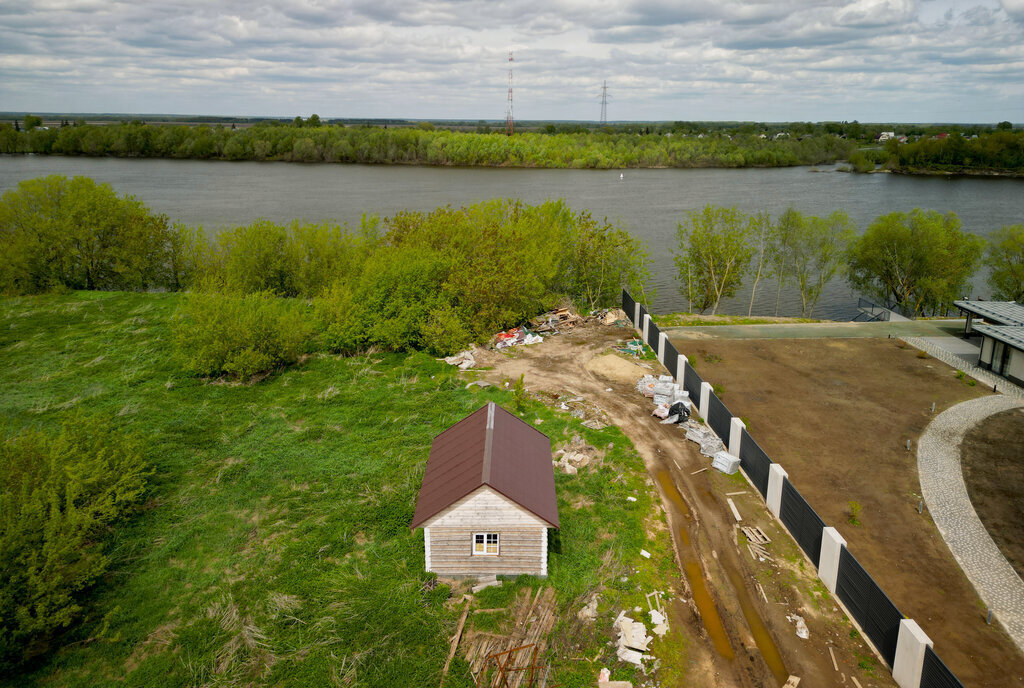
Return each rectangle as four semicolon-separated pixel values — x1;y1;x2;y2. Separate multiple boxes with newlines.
410;402;559;529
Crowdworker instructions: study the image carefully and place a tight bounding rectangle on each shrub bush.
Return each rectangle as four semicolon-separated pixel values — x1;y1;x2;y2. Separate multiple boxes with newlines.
173;290;314;379
0;175;185;294
0;415;149;669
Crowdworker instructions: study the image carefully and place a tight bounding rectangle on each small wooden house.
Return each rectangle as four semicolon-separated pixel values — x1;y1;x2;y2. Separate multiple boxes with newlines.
410;402;559;577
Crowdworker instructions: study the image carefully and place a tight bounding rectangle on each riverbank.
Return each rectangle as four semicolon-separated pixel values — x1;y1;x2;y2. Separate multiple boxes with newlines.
4;155;1022;321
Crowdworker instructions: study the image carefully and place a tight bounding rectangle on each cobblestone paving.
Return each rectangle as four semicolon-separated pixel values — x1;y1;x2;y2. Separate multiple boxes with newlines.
918;394;1024;653
902;336;1024;401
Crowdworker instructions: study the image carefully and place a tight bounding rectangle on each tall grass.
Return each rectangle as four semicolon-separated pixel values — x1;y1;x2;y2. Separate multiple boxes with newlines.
0;292;677;687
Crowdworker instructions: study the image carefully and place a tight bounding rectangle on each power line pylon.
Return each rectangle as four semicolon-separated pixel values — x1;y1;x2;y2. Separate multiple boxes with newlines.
599;80;609;125
505;51;515;136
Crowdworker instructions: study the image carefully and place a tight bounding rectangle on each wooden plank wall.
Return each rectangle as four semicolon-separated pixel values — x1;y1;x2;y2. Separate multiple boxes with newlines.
428;526;545;576
424;487;549;576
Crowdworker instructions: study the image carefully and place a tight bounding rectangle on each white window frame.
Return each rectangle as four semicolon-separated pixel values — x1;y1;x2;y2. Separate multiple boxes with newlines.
472;532;500;556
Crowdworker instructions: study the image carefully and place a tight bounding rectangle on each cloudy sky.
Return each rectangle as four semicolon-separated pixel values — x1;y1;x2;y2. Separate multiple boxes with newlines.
1;0;1022;123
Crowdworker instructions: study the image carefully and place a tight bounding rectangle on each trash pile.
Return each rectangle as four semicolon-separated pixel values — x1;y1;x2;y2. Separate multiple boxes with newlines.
552;434;602;475
551;392;611;429
493;326;543;349
786;613;809;639
530;307;582;334
636;374;691;424
442;347;477;370
591;307;630;327
617;339;646;357
613;611;653;666
645;591;670;637
683;422;724;457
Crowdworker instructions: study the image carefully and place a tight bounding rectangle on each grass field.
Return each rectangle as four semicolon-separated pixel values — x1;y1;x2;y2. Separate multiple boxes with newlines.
653;312;821;328
0;291;677;688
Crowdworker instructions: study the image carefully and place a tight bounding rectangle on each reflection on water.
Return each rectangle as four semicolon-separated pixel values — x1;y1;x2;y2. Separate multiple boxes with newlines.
3;156;1022;320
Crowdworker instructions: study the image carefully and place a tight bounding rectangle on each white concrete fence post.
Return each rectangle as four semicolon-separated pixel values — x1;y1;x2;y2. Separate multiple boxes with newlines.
699;382;712;420
892;619;933;688
729;417;745;456
676;355;688;383
657;332;668;365
819;527;847;593
642;314;651;345
634;302;641;328
767;464;788;518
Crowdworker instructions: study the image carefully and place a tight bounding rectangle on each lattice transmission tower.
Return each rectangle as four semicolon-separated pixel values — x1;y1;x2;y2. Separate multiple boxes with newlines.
505;50;515;135
599;81;609;125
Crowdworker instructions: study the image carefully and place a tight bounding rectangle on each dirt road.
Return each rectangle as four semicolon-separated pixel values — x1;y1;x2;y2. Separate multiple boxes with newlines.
470;323;894;688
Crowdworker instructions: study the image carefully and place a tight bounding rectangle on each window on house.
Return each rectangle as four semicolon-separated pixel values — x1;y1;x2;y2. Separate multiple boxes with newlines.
473;532;499;555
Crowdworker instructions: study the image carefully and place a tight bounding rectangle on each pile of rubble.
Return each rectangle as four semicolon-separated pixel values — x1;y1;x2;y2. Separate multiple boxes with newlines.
552;434;602;475
683;422;725;457
613;611;653;666
636;374;691;424
493;326;543;350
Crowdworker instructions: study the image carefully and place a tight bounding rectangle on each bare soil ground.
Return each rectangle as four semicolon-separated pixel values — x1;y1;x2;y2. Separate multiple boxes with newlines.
467;324;898;688
678;337;1024;687
962;407;1024;581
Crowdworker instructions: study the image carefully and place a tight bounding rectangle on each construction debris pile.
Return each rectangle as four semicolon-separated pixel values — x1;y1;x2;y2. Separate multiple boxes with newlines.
711;450;740;475
443;347;477;370
613;611;653;667
462;587;557;688
530;307;582;334
552;434;603;475
494;326;543;349
636;374;691;424
548;390;611;430
683;422;724;457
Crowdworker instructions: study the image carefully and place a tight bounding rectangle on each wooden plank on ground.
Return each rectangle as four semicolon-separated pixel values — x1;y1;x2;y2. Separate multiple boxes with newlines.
442;596;472;683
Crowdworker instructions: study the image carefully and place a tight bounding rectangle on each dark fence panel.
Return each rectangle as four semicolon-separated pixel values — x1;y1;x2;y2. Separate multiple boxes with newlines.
921;646;966;688
639;303;648;326
738;428;772;496
835;548;903;667
622;290;636;325
683;363;703;404
707;392;731;442
647;321;661;351
663;342;678;378
779;478;826;566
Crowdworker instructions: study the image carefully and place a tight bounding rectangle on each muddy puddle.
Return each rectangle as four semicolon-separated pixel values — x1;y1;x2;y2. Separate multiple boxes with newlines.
656;469;788;686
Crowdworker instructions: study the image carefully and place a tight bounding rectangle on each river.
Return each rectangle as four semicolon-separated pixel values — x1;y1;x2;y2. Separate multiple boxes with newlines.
2;155;1023;320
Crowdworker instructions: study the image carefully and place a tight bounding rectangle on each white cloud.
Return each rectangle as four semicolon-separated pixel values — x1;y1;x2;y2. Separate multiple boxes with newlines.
0;0;1020;121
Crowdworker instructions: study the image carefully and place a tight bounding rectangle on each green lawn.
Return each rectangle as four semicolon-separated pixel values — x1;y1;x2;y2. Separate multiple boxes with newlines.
0;292;677;687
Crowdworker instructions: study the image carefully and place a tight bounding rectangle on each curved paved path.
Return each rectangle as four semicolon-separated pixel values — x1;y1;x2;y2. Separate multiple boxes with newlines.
918;394;1024;653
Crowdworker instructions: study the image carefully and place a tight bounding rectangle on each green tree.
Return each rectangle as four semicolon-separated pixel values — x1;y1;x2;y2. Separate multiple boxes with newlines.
22;114;42;131
559;210;651;311
847;209;985;317
674;205;753;314
745;211;771;315
767;207;803;315
1;415;149;669
985;224;1024;301
996;121;1013;131
0;175;177;294
790;210;856;317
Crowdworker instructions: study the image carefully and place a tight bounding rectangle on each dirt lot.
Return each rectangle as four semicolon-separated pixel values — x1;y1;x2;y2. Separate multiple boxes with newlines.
962;407;1024;581
675;336;1023;687
468;325;900;688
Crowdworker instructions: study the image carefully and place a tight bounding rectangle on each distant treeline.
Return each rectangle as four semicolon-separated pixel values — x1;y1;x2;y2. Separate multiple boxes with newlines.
0;119;855;169
883;129;1024;174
